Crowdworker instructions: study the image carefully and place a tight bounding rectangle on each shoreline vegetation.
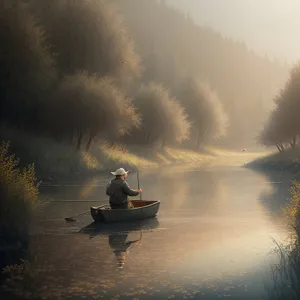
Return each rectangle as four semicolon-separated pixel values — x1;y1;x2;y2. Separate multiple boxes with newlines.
266;180;300;300
245;146;300;178
1;126;270;182
0;126;247;182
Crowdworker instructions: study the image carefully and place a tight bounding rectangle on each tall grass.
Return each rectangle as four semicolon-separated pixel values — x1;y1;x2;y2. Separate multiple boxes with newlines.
0;141;39;237
268;181;300;300
99;142;157;169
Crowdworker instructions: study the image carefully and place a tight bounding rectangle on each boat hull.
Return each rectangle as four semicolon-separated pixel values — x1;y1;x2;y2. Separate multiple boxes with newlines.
90;200;160;223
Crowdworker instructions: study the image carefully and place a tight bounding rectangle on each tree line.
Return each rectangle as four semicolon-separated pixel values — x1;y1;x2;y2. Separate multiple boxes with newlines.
114;0;288;148
0;0;229;151
260;63;300;152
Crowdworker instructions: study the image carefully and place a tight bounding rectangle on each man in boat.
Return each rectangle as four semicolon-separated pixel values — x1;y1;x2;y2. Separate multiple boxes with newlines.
106;168;142;209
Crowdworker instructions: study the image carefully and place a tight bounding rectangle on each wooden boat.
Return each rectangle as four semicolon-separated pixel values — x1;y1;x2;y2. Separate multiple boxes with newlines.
90;200;160;223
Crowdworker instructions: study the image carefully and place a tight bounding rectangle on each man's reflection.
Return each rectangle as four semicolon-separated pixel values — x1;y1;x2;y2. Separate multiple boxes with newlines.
108;232;141;268
80;218;159;268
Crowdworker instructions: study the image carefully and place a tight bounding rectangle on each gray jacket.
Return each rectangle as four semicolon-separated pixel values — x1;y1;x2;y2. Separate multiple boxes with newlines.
106;178;139;205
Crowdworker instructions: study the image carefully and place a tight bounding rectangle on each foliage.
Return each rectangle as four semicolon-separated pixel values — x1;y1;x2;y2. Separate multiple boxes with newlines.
49;73;140;150
260;64;300;151
259;105;288;152
0;1;56;129
115;0;288;147
176;78;228;149
0;141;39;236
2;0;142;151
1;0;288;154
28;0;141;81
129;83;190;147
267;181;300;300
286;181;300;234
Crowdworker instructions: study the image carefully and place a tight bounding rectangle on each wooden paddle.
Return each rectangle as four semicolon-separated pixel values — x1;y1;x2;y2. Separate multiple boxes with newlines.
65;211;89;222
65;205;105;222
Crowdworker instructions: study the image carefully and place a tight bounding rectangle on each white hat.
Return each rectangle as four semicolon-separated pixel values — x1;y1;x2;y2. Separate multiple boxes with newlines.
111;168;130;176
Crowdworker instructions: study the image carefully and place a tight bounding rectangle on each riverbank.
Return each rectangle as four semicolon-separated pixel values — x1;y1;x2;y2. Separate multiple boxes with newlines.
0;128;215;181
1;127;270;183
245;146;300;178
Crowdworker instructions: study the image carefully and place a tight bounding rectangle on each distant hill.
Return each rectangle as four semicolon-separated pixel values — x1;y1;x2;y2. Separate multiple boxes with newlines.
113;0;289;148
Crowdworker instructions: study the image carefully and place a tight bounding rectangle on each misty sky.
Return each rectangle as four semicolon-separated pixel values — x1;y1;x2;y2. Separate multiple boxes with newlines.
168;0;300;63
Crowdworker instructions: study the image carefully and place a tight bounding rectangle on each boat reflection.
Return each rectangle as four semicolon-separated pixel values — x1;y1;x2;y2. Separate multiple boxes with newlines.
80;217;159;237
79;218;159;268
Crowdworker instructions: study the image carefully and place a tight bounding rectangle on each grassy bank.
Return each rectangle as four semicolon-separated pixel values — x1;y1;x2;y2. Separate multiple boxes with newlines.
245;146;300;176
1;128;269;183
0;128;219;181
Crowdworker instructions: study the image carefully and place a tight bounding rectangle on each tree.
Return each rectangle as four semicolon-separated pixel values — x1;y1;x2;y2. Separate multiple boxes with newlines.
176;78;228;149
0;1;56;129
49;73;140;150
131;82;190;147
28;0;140;82
114;0;288;148
260;63;300;151
278;64;300;148
259;106;287;152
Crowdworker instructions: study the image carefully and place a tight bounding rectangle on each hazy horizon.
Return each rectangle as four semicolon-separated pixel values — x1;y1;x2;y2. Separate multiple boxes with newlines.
168;0;300;64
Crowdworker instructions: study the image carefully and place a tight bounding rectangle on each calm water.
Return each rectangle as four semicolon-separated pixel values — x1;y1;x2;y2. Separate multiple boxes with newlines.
8;166;295;299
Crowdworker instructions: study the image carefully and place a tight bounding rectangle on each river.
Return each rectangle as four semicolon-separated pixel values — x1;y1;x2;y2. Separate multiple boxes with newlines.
2;164;295;299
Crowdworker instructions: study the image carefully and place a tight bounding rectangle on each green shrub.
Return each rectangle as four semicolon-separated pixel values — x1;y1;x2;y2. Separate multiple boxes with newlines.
0;141;39;236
